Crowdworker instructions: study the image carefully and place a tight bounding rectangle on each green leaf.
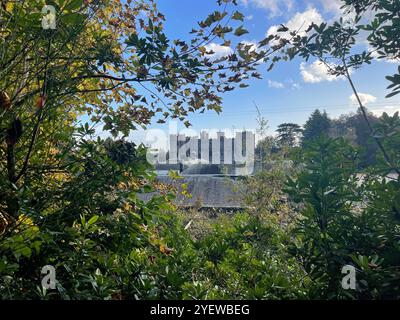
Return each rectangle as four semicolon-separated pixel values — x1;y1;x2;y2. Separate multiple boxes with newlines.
87;215;99;226
277;25;289;32
386;91;400;98
61;13;85;26
17;246;32;258
232;11;244;21
65;0;83;11
234;26;248;37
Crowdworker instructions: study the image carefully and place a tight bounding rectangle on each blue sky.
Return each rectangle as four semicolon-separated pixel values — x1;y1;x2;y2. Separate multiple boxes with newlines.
126;0;400;146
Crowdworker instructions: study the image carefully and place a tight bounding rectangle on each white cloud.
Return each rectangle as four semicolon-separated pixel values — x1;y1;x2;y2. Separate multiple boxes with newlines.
317;0;343;16
268;79;285;89
267;8;324;40
240;0;293;17
239;40;259;53
204;43;233;60
350;93;377;106
370;106;399;117
300;61;344;83
287;79;301;89
292;83;301;89
369;46;399;64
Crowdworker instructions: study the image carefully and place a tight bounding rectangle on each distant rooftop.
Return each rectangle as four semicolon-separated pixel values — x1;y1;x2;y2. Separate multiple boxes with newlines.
139;175;246;209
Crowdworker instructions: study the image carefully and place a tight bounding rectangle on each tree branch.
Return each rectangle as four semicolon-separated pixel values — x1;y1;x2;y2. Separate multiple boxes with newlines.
342;57;400;176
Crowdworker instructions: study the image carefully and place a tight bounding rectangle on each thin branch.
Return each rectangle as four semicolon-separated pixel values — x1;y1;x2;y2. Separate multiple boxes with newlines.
342;57;400;176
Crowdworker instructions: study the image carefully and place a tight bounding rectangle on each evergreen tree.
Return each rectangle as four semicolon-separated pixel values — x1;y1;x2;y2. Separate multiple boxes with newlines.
302;109;331;145
348;108;380;167
276;123;302;148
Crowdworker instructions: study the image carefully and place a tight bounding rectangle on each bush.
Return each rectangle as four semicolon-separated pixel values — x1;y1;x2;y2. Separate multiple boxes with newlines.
285;133;400;299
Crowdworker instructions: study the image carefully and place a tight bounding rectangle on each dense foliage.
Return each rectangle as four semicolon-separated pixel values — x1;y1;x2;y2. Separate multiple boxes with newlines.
1;0;399;300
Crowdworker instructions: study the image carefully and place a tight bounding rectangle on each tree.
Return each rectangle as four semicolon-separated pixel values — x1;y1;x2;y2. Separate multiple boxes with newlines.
0;0;291;298
286;135;400;299
278;1;400;298
347;108;380;167
302;109;331;145
329;109;380;167
275;0;400;175
276;123;302;148
286;137;360;298
0;0;282;219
